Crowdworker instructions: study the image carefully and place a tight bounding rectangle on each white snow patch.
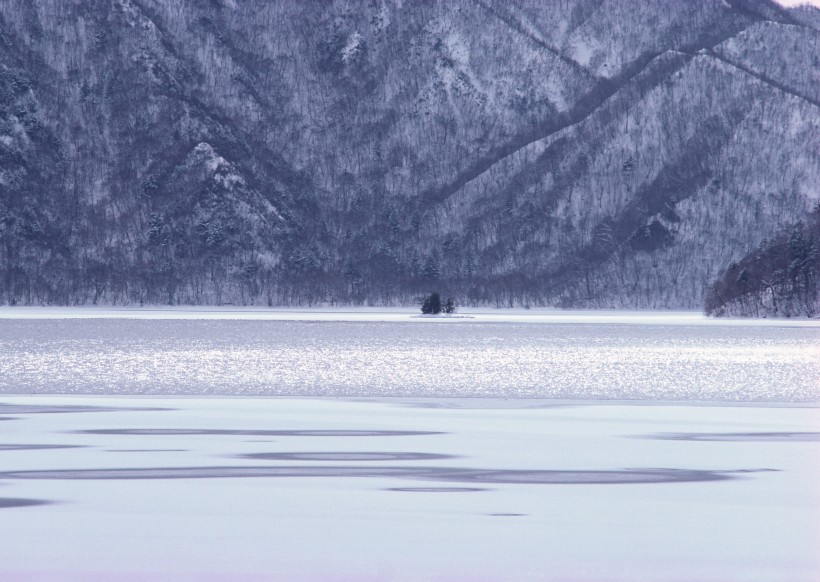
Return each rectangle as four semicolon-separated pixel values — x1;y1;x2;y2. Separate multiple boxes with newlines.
543;75;567;111
116;0;158;33
569;38;594;68
341;32;363;64
444;32;470;67
375;2;391;31
191;142;245;187
788;106;806;138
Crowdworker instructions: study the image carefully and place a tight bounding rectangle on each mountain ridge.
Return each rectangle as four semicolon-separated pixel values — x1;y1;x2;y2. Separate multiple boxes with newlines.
0;0;817;309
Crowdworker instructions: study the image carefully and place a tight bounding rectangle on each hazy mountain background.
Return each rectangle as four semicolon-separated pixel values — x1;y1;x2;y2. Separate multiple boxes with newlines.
1;0;818;311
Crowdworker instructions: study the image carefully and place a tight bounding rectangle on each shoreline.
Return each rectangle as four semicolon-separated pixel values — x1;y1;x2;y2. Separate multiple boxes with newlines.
1;305;818;327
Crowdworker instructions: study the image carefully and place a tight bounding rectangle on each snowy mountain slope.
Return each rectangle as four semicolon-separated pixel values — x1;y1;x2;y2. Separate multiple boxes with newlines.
712;21;820;105
422;48;819;307
0;0;817;308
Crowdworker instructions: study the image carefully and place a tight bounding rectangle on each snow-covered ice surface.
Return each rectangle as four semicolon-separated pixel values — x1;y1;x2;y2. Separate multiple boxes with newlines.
0;396;818;581
1;306;818;325
0;309;818;580
0;309;817;400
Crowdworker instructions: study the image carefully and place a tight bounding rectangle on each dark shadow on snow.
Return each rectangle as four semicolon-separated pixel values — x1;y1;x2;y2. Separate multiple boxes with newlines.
0;444;84;451
0;403;172;415
107;449;188;453
240;452;455;461
0;466;741;485
77;429;444;437
386;486;489;493
0;497;53;509
639;432;820;442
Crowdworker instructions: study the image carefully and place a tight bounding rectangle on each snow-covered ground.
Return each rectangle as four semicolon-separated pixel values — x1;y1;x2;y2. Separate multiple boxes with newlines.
0;396;818;581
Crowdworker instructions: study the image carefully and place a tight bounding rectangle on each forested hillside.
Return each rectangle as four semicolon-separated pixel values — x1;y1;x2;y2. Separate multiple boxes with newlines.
705;207;819;317
1;0;818;309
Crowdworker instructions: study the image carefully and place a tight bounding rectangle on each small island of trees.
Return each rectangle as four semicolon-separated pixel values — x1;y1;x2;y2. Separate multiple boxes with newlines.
420;292;456;315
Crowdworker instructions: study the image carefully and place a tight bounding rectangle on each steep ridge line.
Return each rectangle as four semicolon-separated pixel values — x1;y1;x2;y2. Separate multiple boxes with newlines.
419;49;678;208
418;16;769;210
470;0;600;82
706;50;820;110
548;109;752;294
726;0;799;26
543;49;819;298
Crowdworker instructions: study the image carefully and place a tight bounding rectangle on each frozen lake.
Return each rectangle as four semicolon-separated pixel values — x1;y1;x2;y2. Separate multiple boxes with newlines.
0;309;817;400
0;396;818;581
0;309;818;580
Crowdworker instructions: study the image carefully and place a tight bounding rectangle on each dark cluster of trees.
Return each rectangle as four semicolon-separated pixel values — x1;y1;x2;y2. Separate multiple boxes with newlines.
705;209;819;318
420;292;456;315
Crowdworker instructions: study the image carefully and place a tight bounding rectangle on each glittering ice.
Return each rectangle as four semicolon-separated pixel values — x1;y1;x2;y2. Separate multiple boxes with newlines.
1;314;817;401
